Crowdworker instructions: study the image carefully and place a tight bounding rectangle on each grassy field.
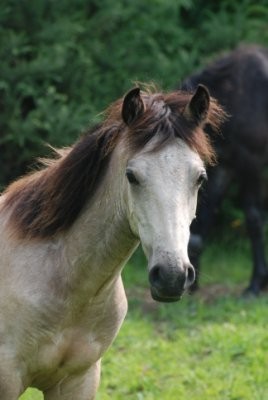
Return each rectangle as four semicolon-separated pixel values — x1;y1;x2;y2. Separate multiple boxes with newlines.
20;232;268;400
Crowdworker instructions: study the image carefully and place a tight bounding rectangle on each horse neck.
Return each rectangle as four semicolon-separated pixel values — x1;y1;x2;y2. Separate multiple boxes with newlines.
63;143;138;287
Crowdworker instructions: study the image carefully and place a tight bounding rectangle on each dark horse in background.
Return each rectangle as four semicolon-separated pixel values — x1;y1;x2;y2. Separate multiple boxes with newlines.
181;45;268;295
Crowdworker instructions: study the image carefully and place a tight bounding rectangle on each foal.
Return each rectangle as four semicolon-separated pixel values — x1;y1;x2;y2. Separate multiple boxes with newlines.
0;86;222;399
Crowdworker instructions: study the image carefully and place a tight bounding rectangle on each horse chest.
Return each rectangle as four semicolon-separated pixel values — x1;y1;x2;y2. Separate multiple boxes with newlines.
34;330;102;380
32;279;127;388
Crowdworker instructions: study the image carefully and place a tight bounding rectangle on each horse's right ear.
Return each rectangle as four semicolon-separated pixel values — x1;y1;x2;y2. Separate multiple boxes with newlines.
122;87;145;126
183;84;210;125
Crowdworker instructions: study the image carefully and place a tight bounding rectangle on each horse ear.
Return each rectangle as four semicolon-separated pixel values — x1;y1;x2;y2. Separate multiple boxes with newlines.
122;87;145;125
183;84;210;125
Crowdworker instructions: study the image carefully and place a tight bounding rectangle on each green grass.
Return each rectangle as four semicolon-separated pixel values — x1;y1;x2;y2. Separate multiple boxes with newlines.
20;233;268;400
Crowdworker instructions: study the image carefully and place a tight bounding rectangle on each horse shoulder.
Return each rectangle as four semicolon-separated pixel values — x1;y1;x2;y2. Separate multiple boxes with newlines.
75;274;128;354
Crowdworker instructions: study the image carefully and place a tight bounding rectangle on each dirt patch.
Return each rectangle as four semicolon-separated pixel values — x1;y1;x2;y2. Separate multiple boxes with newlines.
195;283;244;303
126;287;161;315
126;283;247;315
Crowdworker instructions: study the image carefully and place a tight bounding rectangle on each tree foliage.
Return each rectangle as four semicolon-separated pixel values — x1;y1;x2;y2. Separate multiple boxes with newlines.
1;0;268;186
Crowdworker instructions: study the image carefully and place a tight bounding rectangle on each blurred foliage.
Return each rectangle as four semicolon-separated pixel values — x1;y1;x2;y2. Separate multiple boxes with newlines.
1;0;268;186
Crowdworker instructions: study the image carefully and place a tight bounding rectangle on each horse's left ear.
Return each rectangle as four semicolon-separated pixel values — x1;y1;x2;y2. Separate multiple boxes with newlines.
122;87;145;126
183;84;210;125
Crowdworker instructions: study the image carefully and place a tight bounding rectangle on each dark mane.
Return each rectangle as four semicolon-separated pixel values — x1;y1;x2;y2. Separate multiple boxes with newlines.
2;87;224;239
182;54;235;92
181;45;268;104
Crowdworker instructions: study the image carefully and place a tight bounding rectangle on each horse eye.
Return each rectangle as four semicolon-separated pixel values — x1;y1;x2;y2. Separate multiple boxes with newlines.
197;172;207;187
126;169;139;185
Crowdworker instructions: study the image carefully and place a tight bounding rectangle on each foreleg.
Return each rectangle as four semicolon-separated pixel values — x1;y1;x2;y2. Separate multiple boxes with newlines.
0;365;23;400
189;166;232;290
243;198;268;295
44;361;101;400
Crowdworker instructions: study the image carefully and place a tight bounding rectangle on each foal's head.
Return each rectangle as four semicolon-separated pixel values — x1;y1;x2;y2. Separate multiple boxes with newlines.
120;86;223;302
3;84;223;302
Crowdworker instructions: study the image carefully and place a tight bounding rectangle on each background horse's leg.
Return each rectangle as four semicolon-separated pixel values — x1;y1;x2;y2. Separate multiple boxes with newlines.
189;166;232;290
242;185;268;295
43;360;101;400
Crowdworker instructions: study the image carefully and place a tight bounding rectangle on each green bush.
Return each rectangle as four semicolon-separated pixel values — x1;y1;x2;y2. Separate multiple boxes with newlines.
1;0;268;187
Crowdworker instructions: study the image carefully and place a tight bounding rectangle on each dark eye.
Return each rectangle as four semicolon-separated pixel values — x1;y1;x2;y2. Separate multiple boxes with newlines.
126;169;139;185
197;172;207;187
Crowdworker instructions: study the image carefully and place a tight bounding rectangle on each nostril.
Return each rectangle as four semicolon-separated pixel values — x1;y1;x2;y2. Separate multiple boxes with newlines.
186;264;196;287
149;265;161;287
